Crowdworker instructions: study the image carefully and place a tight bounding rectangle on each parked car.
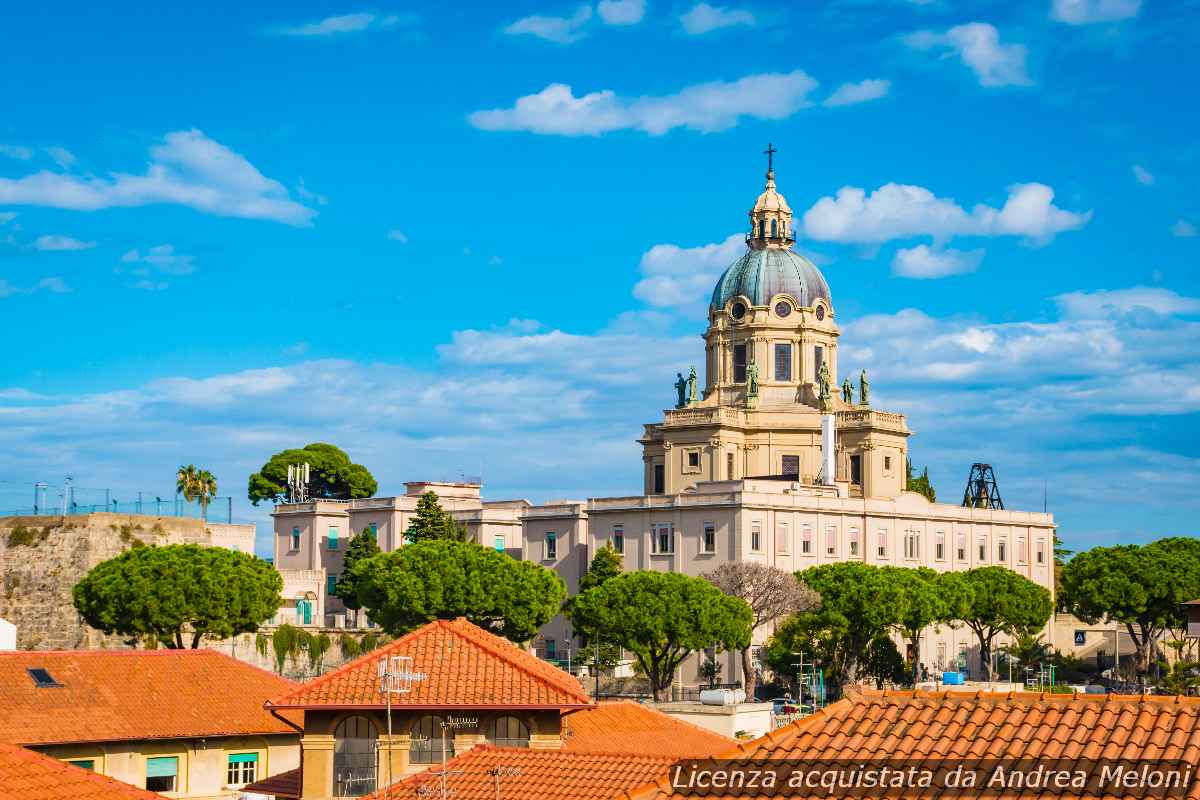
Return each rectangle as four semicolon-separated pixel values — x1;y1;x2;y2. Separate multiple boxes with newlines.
773;696;800;715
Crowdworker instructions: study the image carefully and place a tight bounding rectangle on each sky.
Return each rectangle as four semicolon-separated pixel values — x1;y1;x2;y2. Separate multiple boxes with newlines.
1;0;1198;558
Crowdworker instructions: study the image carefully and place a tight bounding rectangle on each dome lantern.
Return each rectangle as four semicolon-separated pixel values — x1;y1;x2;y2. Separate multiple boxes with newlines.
748;143;794;250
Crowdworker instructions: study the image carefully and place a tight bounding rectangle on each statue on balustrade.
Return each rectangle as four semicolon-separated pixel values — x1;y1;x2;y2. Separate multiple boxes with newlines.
674;372;688;409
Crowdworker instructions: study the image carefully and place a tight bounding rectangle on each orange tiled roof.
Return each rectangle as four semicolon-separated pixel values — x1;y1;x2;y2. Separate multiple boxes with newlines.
267;618;592;709
564;701;734;758
241;766;300;798
0;741;164;800
622;689;1200;799
0;649;300;746
365;745;677;800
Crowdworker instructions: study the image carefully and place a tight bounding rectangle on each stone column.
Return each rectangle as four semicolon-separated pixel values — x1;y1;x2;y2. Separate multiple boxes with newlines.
301;734;334;800
376;733;410;787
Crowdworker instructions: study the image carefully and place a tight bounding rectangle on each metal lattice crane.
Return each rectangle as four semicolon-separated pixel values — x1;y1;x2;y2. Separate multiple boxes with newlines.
962;463;1004;509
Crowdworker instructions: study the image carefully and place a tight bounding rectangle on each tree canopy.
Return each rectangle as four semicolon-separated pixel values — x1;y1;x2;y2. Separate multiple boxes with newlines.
1059;537;1200;673
73;544;282;648
905;459;936;502
351;539;564;641
960;566;1053;681
334;527;381;612
704;562;818;699
570;570;753;701
405;491;468;543
176;464;218;516
793;562;908;684
568;543;625;670
247;443;377;505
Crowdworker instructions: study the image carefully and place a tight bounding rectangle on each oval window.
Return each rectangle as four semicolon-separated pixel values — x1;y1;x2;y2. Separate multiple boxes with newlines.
815;305;826;321
774;301;791;318
731;302;747;320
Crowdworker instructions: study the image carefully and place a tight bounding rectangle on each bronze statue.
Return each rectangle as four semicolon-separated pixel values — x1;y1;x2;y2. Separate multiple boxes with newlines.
842;376;853;404
818;362;832;413
859;369;870;406
687;365;698;405
674;372;687;409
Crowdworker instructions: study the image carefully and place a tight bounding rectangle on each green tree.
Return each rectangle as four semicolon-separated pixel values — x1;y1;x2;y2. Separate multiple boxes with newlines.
862;636;907;689
334;527;382;611
247;443;377;505
1059;537;1200;674
352;540;564;641
73;544;282;649
794;562;908;685
570;571;753;701
763;612;845;694
904;459;936;502
405;491;468;543
885;567;947;684
568;544;625;671
1002;633;1050;679
176;464;218;518
960;566;1053;681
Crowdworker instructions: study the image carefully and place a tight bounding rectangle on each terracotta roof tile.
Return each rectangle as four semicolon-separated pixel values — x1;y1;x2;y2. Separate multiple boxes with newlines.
365;746;678;800
241;766;300;798
562;702;734;758
0;649;299;746
268;618;592;709
0;741;163;800
620;689;1200;800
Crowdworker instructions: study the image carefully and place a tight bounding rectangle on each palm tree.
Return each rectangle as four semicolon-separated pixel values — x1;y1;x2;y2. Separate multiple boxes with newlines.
176;464;218;519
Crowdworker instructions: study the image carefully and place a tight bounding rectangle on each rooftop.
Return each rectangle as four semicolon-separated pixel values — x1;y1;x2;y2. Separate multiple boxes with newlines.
0;740;164;800
267;617;593;709
562;701;734;758
0;649;299;746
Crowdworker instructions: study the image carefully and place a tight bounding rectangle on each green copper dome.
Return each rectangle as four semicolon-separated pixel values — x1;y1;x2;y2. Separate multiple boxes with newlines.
710;248;831;312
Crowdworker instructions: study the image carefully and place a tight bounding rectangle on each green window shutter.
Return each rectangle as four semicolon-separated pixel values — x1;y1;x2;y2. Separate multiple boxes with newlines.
147;757;178;778
327;575;337;595
228;753;258;765
68;760;95;771
369;523;377;538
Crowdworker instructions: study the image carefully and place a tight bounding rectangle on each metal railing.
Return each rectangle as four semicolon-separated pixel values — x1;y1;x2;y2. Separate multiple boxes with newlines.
3;494;234;524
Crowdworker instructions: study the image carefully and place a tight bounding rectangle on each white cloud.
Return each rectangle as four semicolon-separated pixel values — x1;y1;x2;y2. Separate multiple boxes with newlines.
0;145;33;160
46;147;75;168
0;129;314;225
270;11;418;36
1051;0;1141;24
504;5;593;43
802;181;1091;245
0;276;70;298
1173;220;1197;238
597;0;646;25
468;70;818;136
822;79;892;107
387;229;409;243
892;244;984;278
906;22;1031;87
0;212;16;225
121;244;196;276
34;234;96;251
1054;287;1200;318
1132;164;1154;186
679;3;756;35
632;233;745;310
295;179;328;206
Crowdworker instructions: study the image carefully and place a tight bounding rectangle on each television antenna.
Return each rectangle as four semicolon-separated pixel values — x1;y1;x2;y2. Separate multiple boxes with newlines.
287;462;311;503
489;765;522;800
378;656;427;800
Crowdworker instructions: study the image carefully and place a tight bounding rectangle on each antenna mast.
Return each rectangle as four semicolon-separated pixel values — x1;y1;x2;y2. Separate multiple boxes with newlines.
378;655;425;800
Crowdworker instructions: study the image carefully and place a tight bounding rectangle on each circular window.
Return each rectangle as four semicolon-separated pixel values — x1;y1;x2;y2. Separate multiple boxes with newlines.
731;302;747;320
815;305;826;321
774;301;791;318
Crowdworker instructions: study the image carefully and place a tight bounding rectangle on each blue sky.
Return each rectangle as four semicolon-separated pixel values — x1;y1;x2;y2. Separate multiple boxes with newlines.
2;0;1198;557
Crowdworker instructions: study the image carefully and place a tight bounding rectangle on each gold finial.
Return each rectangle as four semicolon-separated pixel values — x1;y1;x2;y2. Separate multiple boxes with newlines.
763;142;777;178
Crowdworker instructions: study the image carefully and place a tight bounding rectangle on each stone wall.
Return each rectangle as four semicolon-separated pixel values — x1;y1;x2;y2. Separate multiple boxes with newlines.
0;513;254;650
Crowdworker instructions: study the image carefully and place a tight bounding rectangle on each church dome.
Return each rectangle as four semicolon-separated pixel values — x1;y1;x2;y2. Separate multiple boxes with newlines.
710;248;831;312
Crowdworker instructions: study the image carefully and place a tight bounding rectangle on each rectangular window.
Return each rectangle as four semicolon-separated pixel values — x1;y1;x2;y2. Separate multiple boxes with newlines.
546;639;557;659
849;528;860;557
146;757;178;792
290;527;301;552
327;526;339;550
850;454;862;485
825;527;836;557
935;532;946;561
612;525;625;554
776;522;789;554
494;536;505;552
978;537;987;562
653;464;665;494
956;532;966;562
67;759;95;771
813;345;824;382
703;523;716;554
750;521;762;553
545;533;557;560
781;455;799;479
734;343;748;383
652;524;674;554
775;342;792;381
801;525;813;555
936;643;947;671
1036;539;1046;564
998;539;1007;562
687;450;700;468
726;452;735;480
227;753;258;787
877;530;887;558
884;455;892;471
1017;536;1027;563
904;531;920;560
368;523;377;539
326;575;337;595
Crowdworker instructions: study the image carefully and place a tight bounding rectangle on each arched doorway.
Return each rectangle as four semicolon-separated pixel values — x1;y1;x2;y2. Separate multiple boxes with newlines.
409;715;455;764
333;715;378;797
484;715;530;748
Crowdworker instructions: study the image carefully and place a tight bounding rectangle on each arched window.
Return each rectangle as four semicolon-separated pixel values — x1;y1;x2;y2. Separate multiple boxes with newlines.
333;715;378;797
410;715;455;764
770;218;778;238
485;716;530;748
